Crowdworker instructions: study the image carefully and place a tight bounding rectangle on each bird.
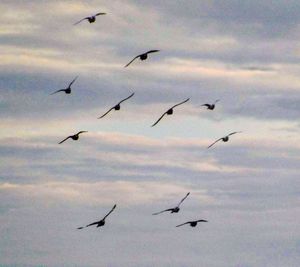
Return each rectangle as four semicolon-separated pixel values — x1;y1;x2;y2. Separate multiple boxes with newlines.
201;99;220;110
58;131;88;144
77;204;117;229
98;93;135;119
207;131;242;149
73;12;106;25
151;98;190;127
50;76;78;95
152;192;190;215
176;219;208;228
124;50;160;67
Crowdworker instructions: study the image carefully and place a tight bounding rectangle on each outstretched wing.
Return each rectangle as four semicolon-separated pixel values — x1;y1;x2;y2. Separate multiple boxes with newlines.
73;17;89;25
201;104;210;108
171;98;190;109
177;192;190;207
58;136;71;144
176;221;190;227
50;89;66;95
197;219;208;223
103;204;117;220
152;208;174;215
124;55;139;68
98;107;115;119
118;92;135;104
228;131;242;137
207;138;222;149
68;76;78;87
77;221;98;229
95;12;107;16
151;112;167;127
145;49;160;54
77;131;88;135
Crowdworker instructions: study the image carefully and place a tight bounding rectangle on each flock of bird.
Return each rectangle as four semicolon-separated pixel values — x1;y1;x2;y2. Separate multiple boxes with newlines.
50;11;243;230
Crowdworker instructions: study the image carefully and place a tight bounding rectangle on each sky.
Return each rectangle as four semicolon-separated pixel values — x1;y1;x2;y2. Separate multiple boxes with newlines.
0;0;300;266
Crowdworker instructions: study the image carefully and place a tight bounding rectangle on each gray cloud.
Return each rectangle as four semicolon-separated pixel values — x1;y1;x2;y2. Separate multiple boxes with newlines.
1;1;300;266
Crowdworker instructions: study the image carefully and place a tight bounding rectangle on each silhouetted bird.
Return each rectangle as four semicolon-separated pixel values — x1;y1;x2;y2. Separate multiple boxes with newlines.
124;50;160;67
207;131;242;149
176;219;208;227
151;98;190;127
77;204;117;229
74;12;106;25
58;131;88;144
98;93;135;119
201;100;220;110
152;192;190;215
50;76;78;95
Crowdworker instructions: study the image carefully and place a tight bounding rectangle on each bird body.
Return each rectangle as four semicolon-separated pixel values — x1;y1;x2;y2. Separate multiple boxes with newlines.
151;98;189;127
77;204;117;230
222;136;229;142
98;93;134;119
88;16;96;23
58;131;87;144
176;220;208;228
171;206;180;213
124;50;160;67
201;100;220;110
152;192;190;215
74;13;106;25
207;131;242;149
166;109;173;115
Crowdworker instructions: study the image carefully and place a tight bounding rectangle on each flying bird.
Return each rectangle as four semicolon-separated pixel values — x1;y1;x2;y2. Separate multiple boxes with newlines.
98;93;134;119
58;131;88;144
152;192;190;215
151;98;190;127
201;99;220;110
50;76;78;95
176;219;208;228
207;131;242;149
74;12;106;25
124;50;160;68
77;204;117;229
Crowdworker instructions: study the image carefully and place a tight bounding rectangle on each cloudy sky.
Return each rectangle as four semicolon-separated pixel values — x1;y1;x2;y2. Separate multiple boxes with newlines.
1;1;300;266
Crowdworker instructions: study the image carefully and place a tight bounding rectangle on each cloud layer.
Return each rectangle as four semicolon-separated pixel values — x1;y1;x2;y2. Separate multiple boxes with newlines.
1;1;300;267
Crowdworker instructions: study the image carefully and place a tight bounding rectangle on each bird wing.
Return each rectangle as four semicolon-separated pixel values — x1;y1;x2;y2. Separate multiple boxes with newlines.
207;138;223;149
98;107;115;119
73;17;89;25
171;98;190;109
124;55;139;68
77;221;98;229
50;89;66;95
214;99;220;104
151;112;167;127
68;76;78;87
103;204;117;220
77;131;88;135
146;50;160;54
228;131;242;137
118;92;135;104
95;12;107;16
58;136;71;144
201;104;210;108
197;219;208;222
176;221;190;227
152;208;174;215
177;192;190;207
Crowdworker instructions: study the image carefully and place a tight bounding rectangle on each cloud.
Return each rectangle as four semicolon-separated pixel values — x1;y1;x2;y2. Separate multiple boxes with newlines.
0;180;212;208
1;1;300;266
